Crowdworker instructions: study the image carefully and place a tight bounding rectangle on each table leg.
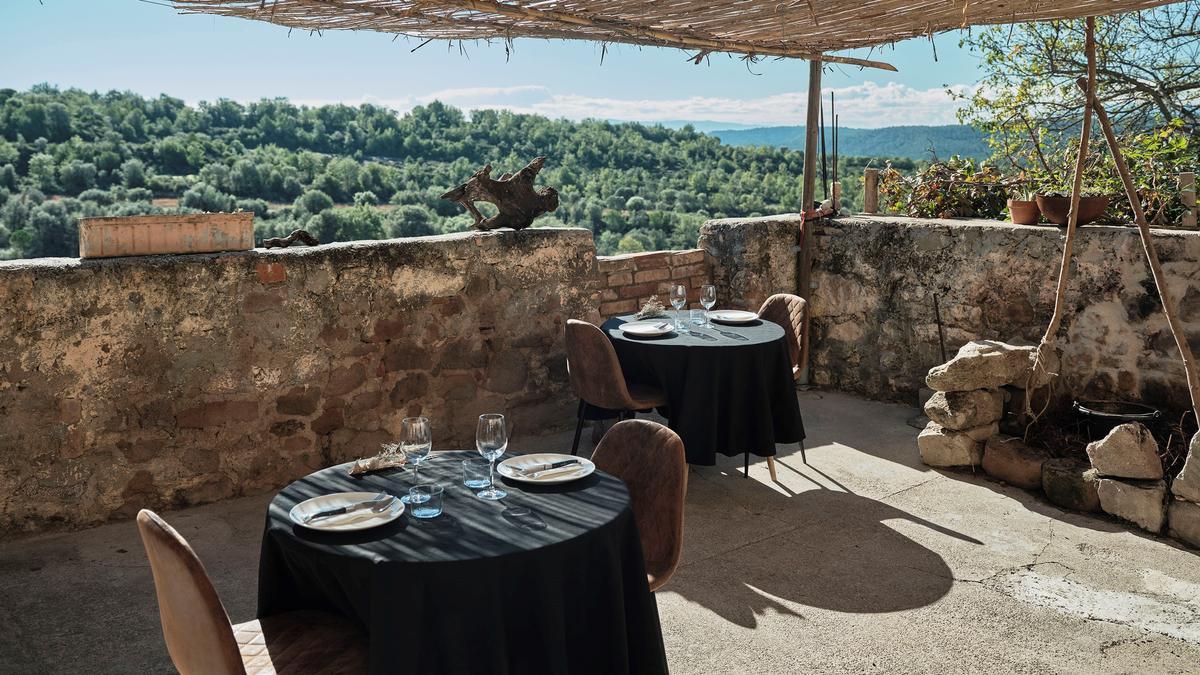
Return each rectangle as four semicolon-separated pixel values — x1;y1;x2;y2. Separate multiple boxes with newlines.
767;456;778;482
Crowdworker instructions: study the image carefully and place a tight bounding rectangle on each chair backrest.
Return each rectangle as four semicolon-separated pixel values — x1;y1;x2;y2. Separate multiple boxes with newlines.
758;293;808;379
591;419;688;591
136;510;245;675
565;319;638;410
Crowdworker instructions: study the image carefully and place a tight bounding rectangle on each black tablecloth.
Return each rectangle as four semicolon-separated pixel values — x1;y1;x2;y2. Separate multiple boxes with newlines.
258;452;668;675
601;314;805;465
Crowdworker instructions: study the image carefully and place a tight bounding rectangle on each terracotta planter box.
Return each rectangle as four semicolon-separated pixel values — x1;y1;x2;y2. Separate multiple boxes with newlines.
79;212;254;259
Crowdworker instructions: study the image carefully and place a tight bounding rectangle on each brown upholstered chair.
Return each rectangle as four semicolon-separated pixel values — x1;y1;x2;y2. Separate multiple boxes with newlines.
758;293;809;382
136;510;368;675
591;419;687;592
758;293;810;471
566;319;668;455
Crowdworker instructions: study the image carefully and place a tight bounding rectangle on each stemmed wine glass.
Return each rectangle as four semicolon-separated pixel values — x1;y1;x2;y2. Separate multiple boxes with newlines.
670;283;687;331
700;284;717;327
399;416;431;503
475;413;508;501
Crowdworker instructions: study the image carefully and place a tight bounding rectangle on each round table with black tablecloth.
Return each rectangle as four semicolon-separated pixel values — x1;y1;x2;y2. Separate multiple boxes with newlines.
601;314;805;466
258;451;667;675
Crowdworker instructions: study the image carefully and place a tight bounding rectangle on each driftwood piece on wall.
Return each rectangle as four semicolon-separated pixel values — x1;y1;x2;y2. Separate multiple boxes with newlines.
263;229;319;249
441;156;559;231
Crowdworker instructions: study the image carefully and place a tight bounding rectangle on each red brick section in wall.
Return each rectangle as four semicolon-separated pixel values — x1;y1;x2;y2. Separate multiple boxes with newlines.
595;249;712;317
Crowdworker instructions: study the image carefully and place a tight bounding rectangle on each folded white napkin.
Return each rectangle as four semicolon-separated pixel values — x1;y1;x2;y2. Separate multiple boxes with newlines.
526;464;587;480
307;505;392;528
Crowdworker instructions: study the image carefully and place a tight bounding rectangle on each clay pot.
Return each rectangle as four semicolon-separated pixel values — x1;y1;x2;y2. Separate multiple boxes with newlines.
1034;195;1110;226
1007;199;1041;225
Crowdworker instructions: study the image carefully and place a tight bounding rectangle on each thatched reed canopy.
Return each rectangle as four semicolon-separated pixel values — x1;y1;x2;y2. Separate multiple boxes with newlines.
173;0;1181;70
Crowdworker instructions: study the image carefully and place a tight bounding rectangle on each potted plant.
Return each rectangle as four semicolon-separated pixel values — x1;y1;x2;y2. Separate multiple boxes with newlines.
1032;153;1112;227
1034;191;1110;226
1007;187;1041;225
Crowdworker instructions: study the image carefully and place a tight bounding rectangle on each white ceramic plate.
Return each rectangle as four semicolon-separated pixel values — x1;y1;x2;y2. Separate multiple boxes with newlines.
618;320;674;337
288;492;405;532
497;453;596;485
708;310;759;325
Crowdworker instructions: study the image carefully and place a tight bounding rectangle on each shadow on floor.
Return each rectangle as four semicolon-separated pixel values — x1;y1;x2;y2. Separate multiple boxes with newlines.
668;460;980;629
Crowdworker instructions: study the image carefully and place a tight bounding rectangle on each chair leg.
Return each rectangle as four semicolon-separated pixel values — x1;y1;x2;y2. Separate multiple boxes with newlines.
800;439;807;464
767;456;778;482
743;450;750;478
571;400;585;456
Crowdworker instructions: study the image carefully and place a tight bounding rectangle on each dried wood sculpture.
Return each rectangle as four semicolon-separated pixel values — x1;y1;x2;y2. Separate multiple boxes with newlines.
441;157;559;231
263;229;319;249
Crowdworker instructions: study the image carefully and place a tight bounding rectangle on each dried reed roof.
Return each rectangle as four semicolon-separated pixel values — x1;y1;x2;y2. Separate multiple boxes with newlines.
173;0;1181;70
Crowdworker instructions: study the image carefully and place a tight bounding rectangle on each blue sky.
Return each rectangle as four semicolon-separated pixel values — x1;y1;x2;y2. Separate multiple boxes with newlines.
1;0;983;128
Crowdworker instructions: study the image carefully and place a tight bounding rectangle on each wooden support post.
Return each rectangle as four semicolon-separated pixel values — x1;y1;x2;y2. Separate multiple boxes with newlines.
1181;172;1197;228
1026;17;1096;418
863;168;880;214
1077;79;1200;425
796;58;823;383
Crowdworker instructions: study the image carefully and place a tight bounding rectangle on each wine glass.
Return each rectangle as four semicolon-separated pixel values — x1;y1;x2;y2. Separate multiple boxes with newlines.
669;283;687;331
399;416;431;503
475;413;508;501
700;284;717;327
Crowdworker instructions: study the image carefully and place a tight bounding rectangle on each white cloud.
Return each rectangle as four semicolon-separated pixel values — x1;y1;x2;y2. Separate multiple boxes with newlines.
283;81;975;128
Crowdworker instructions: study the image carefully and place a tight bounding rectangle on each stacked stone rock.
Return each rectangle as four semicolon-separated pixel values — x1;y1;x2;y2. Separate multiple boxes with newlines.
1167;435;1200;548
1086;423;1167;533
917;340;1051;469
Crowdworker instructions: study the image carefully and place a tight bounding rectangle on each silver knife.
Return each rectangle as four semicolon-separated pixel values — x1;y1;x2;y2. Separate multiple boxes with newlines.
304;493;392;523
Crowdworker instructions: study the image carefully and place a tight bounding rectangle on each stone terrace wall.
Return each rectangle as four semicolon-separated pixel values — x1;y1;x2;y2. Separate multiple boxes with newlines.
699;214;1200;412
0;229;599;534
595;249;711;315
699;215;800;312
811;216;1200;409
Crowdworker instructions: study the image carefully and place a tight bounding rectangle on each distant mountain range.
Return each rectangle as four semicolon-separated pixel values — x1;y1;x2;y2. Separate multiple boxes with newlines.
706;124;990;161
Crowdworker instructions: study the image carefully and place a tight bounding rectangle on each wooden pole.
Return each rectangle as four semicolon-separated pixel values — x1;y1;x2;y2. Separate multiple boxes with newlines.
1025;17;1096;413
864;168;880;213
801;60;822;215
1076;78;1200;424
1180;172;1197;228
796;58;823;383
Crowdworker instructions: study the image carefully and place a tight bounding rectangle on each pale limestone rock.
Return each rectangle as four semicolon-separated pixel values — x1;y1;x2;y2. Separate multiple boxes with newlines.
1096;478;1167;533
918;420;997;468
1042;458;1101;513
924;388;1005;431
982;435;1050;490
925;340;1057;392
1085;423;1163;480
1168;499;1200;548
1171;433;1200;503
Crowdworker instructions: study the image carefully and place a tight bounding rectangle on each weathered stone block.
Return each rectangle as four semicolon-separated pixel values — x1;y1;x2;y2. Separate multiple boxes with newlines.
917;420;996;467
1171;433;1200;503
924;388;1004;430
926;340;1052;392
1096;477;1167;533
1168;498;1200;548
1085;422;1163;480
326;362;367;397
310;407;345;436
276;386;322;416
982;435;1049;490
1041;458;1101;513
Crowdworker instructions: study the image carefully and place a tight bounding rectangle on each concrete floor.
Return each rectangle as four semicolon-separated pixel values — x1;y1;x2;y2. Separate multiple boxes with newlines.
2;391;1200;674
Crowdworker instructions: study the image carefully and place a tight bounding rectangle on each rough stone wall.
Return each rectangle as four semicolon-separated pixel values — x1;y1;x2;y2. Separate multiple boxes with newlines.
698;214;1200;414
811;216;1200;410
699;215;800;312
595;249;711;315
0;229;599;534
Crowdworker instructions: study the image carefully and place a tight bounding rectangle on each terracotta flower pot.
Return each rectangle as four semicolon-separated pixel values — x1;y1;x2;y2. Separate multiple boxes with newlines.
1034;195;1110;226
1007;199;1041;225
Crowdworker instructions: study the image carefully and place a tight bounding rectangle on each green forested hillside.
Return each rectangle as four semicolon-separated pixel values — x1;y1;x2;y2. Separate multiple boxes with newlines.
0;86;914;259
711;125;989;160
